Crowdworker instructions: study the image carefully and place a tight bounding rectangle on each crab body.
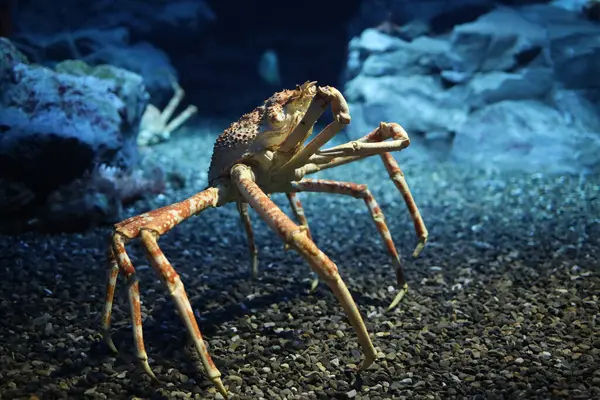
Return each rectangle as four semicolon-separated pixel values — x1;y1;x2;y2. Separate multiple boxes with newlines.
102;82;428;399
208;81;318;187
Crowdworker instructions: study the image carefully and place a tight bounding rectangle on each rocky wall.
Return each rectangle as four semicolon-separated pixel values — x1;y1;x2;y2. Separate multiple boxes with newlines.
343;3;600;173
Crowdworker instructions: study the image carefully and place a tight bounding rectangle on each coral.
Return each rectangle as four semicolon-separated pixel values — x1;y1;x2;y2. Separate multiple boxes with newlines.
0;37;161;233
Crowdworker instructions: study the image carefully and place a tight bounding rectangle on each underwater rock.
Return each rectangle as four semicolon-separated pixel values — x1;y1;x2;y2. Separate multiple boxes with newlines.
347;0;495;38
24;165;166;233
452;100;600;173
552;89;600;134
0;38;150;232
53;59;149;136
548;24;600;89
464;68;554;105
344;29;468;161
343;3;600;173
345;74;468;153
82;41;180;105
519;3;600;89
551;0;589;13
11;0;214;105
345;29;452;80
12;0;215;41
350;28;406;54
447;7;547;76
584;0;600;21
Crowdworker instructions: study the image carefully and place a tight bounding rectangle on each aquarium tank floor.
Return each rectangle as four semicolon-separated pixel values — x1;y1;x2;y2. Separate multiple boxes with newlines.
0;131;598;400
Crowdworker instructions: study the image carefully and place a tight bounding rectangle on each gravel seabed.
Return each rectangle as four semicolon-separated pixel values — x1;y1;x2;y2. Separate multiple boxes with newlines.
1;126;599;400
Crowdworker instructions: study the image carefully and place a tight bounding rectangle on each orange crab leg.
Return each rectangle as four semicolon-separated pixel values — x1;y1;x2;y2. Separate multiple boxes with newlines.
278;86;351;174
285;192;313;241
285;193;319;291
101;187;229;398
237;201;259;278
291;179;408;309
278;84;350;156
298;123;427;257
379;153;428;257
231;164;377;369
300;122;411;173
139;230;226;395
103;188;220;341
107;234;156;379
102;249;120;353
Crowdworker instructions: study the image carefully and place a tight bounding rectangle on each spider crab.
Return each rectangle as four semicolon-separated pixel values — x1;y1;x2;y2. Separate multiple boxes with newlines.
137;78;198;146
102;81;428;398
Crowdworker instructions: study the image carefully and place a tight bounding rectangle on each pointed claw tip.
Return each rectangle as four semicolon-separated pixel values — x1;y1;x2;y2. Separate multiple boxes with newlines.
212;377;228;399
359;353;377;371
252;257;259;274
104;334;118;354
412;240;426;258
387;297;401;312
387;285;408;311
141;359;158;383
309;278;319;293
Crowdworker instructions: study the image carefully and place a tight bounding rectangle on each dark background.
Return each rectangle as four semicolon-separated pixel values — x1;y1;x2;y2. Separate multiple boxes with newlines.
2;0;554;118
161;0;363;116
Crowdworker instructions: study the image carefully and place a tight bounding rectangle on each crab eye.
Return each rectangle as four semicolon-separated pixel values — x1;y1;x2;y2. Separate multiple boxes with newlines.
266;104;286;126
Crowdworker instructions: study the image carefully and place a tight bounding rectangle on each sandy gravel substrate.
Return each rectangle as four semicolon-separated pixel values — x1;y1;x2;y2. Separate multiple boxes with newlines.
1;128;599;400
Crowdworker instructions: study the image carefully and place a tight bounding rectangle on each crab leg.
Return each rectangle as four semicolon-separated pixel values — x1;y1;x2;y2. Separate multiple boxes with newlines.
292;179;408;309
159;78;198;135
285;193;313;241
298;122;410;174
285;193;319;291
380;153;428;257
102;249;120;353
297;123;428;256
315;135;408;157
237;201;259;278
302;153;427;258
276;82;320;153
101;187;229;398
281;118;347;172
316;122;410;159
231;164;377;369
278;85;350;172
160;79;185;126
139;230;226;394
164;105;198;135
107;235;156;377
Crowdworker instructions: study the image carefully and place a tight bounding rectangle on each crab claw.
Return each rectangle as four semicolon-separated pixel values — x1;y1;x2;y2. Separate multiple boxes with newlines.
317;85;351;124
